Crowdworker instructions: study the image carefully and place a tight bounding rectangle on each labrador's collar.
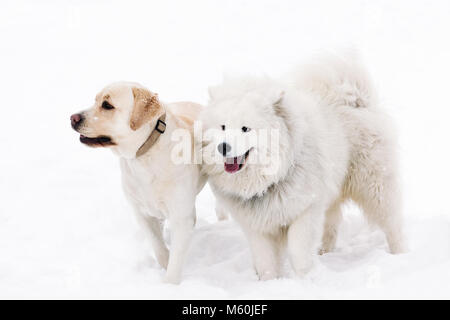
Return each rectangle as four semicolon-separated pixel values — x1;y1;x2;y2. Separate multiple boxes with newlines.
135;113;166;158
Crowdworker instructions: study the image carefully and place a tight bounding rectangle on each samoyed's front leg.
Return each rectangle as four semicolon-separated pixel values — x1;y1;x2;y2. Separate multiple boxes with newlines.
165;212;195;284
287;208;323;276
215;203;228;221
245;227;281;280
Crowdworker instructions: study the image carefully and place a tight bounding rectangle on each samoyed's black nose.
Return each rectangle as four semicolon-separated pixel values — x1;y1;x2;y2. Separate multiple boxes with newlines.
217;142;231;156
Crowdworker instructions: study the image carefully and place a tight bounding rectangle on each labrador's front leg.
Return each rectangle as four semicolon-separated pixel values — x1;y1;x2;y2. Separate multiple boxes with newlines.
165;209;195;284
142;215;169;269
130;204;169;269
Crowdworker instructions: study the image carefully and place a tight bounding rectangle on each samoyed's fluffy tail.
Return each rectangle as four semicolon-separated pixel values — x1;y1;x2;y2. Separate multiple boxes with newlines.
288;52;378;108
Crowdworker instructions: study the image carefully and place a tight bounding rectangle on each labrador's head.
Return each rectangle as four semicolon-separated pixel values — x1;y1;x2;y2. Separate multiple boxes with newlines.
71;82;163;156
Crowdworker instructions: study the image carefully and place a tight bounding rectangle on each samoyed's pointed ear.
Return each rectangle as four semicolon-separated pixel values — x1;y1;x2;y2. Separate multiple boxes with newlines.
208;85;221;100
273;91;285;108
273;91;286;118
130;87;162;131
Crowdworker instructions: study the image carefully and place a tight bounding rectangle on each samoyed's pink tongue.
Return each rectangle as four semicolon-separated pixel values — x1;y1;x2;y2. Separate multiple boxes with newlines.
224;155;246;173
224;157;239;173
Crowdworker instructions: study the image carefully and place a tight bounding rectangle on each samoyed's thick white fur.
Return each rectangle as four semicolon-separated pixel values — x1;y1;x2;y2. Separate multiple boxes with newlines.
201;54;406;280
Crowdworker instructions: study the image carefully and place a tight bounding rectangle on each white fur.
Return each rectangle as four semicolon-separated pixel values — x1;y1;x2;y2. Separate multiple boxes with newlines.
201;54;407;280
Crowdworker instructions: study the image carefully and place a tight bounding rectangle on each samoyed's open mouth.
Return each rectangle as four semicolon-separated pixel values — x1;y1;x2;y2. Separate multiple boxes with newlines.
79;135;115;147
224;148;252;174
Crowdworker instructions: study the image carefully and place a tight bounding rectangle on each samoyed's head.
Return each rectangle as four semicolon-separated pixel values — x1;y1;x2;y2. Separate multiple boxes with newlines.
201;76;294;199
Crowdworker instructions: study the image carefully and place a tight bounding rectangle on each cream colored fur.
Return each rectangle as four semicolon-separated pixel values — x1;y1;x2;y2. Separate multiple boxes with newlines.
73;82;208;284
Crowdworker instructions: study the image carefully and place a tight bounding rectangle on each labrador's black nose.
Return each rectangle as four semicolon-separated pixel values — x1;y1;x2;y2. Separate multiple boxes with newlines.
70;113;83;129
217;142;231;156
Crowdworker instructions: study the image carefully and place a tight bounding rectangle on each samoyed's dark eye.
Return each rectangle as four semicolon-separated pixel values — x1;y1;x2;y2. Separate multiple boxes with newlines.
102;101;115;110
242;126;251;133
221;125;226;131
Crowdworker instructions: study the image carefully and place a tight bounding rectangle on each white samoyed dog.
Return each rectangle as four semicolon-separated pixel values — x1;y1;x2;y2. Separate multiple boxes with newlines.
200;54;406;280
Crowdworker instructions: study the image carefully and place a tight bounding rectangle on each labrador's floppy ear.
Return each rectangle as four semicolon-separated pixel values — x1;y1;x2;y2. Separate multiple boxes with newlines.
129;87;162;131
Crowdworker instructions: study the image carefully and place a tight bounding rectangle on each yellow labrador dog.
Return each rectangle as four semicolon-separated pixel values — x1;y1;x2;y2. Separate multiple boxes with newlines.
70;82;207;284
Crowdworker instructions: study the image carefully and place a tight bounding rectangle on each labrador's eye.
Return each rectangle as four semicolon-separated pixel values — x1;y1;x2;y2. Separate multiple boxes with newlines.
242;126;251;133
102;101;115;110
221;125;225;131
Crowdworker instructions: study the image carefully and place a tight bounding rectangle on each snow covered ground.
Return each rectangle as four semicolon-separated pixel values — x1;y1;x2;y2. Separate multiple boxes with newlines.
0;0;449;299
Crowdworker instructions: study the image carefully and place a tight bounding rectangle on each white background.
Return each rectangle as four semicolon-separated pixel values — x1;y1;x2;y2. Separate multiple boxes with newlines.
0;0;449;298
